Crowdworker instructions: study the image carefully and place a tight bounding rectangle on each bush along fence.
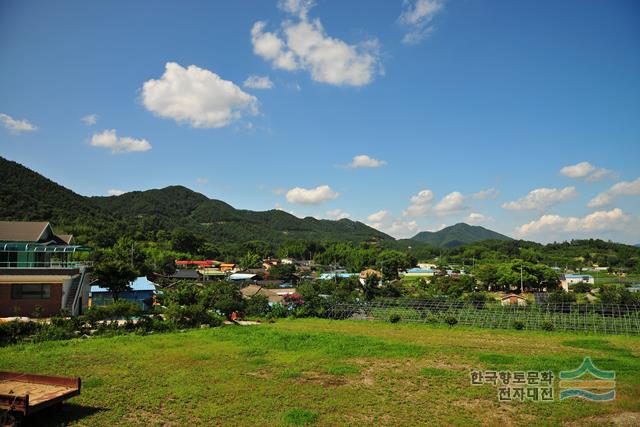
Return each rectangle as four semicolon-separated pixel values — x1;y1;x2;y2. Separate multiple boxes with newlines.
325;298;640;335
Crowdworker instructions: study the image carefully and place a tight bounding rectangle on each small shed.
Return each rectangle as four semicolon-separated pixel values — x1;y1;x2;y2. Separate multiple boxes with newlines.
500;294;527;306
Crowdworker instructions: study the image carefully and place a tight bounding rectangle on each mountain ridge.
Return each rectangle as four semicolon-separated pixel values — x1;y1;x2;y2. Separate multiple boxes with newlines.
0;156;392;245
410;223;513;248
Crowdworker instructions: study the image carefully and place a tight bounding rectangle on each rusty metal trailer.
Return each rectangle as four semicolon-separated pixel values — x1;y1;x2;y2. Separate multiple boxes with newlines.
0;371;80;425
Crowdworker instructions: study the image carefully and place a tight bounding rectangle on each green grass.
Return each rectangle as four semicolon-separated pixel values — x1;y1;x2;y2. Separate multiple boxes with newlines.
1;318;639;426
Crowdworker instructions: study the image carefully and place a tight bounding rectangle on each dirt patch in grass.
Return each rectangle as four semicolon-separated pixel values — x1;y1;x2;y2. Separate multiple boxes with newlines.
297;371;348;387
564;411;640;427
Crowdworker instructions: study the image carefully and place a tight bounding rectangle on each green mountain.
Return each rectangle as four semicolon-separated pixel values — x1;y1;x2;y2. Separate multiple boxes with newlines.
410;223;512;248
0;156;392;245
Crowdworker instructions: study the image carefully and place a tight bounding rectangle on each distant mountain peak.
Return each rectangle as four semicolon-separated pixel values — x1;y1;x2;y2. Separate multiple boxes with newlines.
411;223;512;248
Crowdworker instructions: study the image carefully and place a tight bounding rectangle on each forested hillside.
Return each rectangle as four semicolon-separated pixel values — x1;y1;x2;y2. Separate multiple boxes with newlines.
0;156;391;247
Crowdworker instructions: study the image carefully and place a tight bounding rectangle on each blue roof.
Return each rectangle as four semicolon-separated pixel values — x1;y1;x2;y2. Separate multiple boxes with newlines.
565;274;593;279
91;276;157;293
319;273;358;280
406;268;433;273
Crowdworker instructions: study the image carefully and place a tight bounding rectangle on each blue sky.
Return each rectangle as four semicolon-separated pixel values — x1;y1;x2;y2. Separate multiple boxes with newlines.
1;0;639;243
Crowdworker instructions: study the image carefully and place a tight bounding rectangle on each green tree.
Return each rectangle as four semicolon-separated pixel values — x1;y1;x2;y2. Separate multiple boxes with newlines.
171;228;203;254
268;263;297;282
93;260;138;301
239;251;261;270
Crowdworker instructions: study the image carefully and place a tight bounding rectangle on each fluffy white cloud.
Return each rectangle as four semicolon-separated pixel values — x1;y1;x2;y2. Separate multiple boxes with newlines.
434;191;467;213
107;189;125;196
81;114;98;126
516;208;629;237
243;75;274;89
398;0;443;45
90;129;151;154
473;188;500;200
196;178;209;185
466;212;493;225
251;2;381;86
367;210;390;223
348;154;387;168
142;62;258;128
286;185;339;204
502;186;577;211
588;177;640;208
326;208;351;220
403;189;434;217
368;218;418;238
0;113;37;134
559;161;614;182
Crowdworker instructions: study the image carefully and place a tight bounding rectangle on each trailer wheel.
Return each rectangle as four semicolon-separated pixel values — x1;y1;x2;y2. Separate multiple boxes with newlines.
3;412;23;427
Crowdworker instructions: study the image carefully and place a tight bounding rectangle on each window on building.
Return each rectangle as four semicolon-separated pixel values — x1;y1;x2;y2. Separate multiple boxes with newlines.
11;284;52;299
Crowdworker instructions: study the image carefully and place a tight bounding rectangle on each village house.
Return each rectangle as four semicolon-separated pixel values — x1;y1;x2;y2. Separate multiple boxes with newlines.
560;274;595;291
89;276;158;310
0;221;93;317
240;284;297;305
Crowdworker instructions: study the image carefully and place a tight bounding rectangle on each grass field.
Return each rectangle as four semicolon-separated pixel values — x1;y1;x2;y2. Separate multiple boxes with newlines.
1;319;639;426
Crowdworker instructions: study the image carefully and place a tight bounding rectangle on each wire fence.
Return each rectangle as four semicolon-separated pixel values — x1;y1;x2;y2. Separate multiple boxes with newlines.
325;298;640;335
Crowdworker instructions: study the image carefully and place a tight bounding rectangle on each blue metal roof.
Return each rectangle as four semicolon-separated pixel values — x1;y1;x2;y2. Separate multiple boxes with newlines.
91;276;157;293
319;273;358;280
406;268;433;273
565;274;593;279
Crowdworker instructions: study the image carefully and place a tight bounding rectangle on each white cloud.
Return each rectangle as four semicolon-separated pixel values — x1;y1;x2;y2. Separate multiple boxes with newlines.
107;189;125;196
403;189;434;217
399;0;443;45
466;212;493;225
434;191;467;213
326;208;351;220
81;114;98;126
243;75;274;89
367;210;390;223
347;154;387;168
196;178;208;185
473;188;500;200
427;223;447;232
0;113;37;134
369;218;418;238
559;161;614;182
142;62;258;128
273;187;286;195
516;208;629;237
251;2;382;86
502;186;577;211
286;185;339;204
588;177;640;208
90;129;151;154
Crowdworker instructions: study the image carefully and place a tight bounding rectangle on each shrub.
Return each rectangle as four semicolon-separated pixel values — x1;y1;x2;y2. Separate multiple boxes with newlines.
513;320;525;330
445;316;458;327
541;320;555;331
245;295;270;317
165;304;223;328
85;300;141;324
572;282;592;293
0;320;41;345
267;303;289;319
389;314;401;323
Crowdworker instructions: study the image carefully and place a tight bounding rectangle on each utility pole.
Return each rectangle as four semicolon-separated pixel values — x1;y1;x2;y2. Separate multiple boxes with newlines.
520;264;524;293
